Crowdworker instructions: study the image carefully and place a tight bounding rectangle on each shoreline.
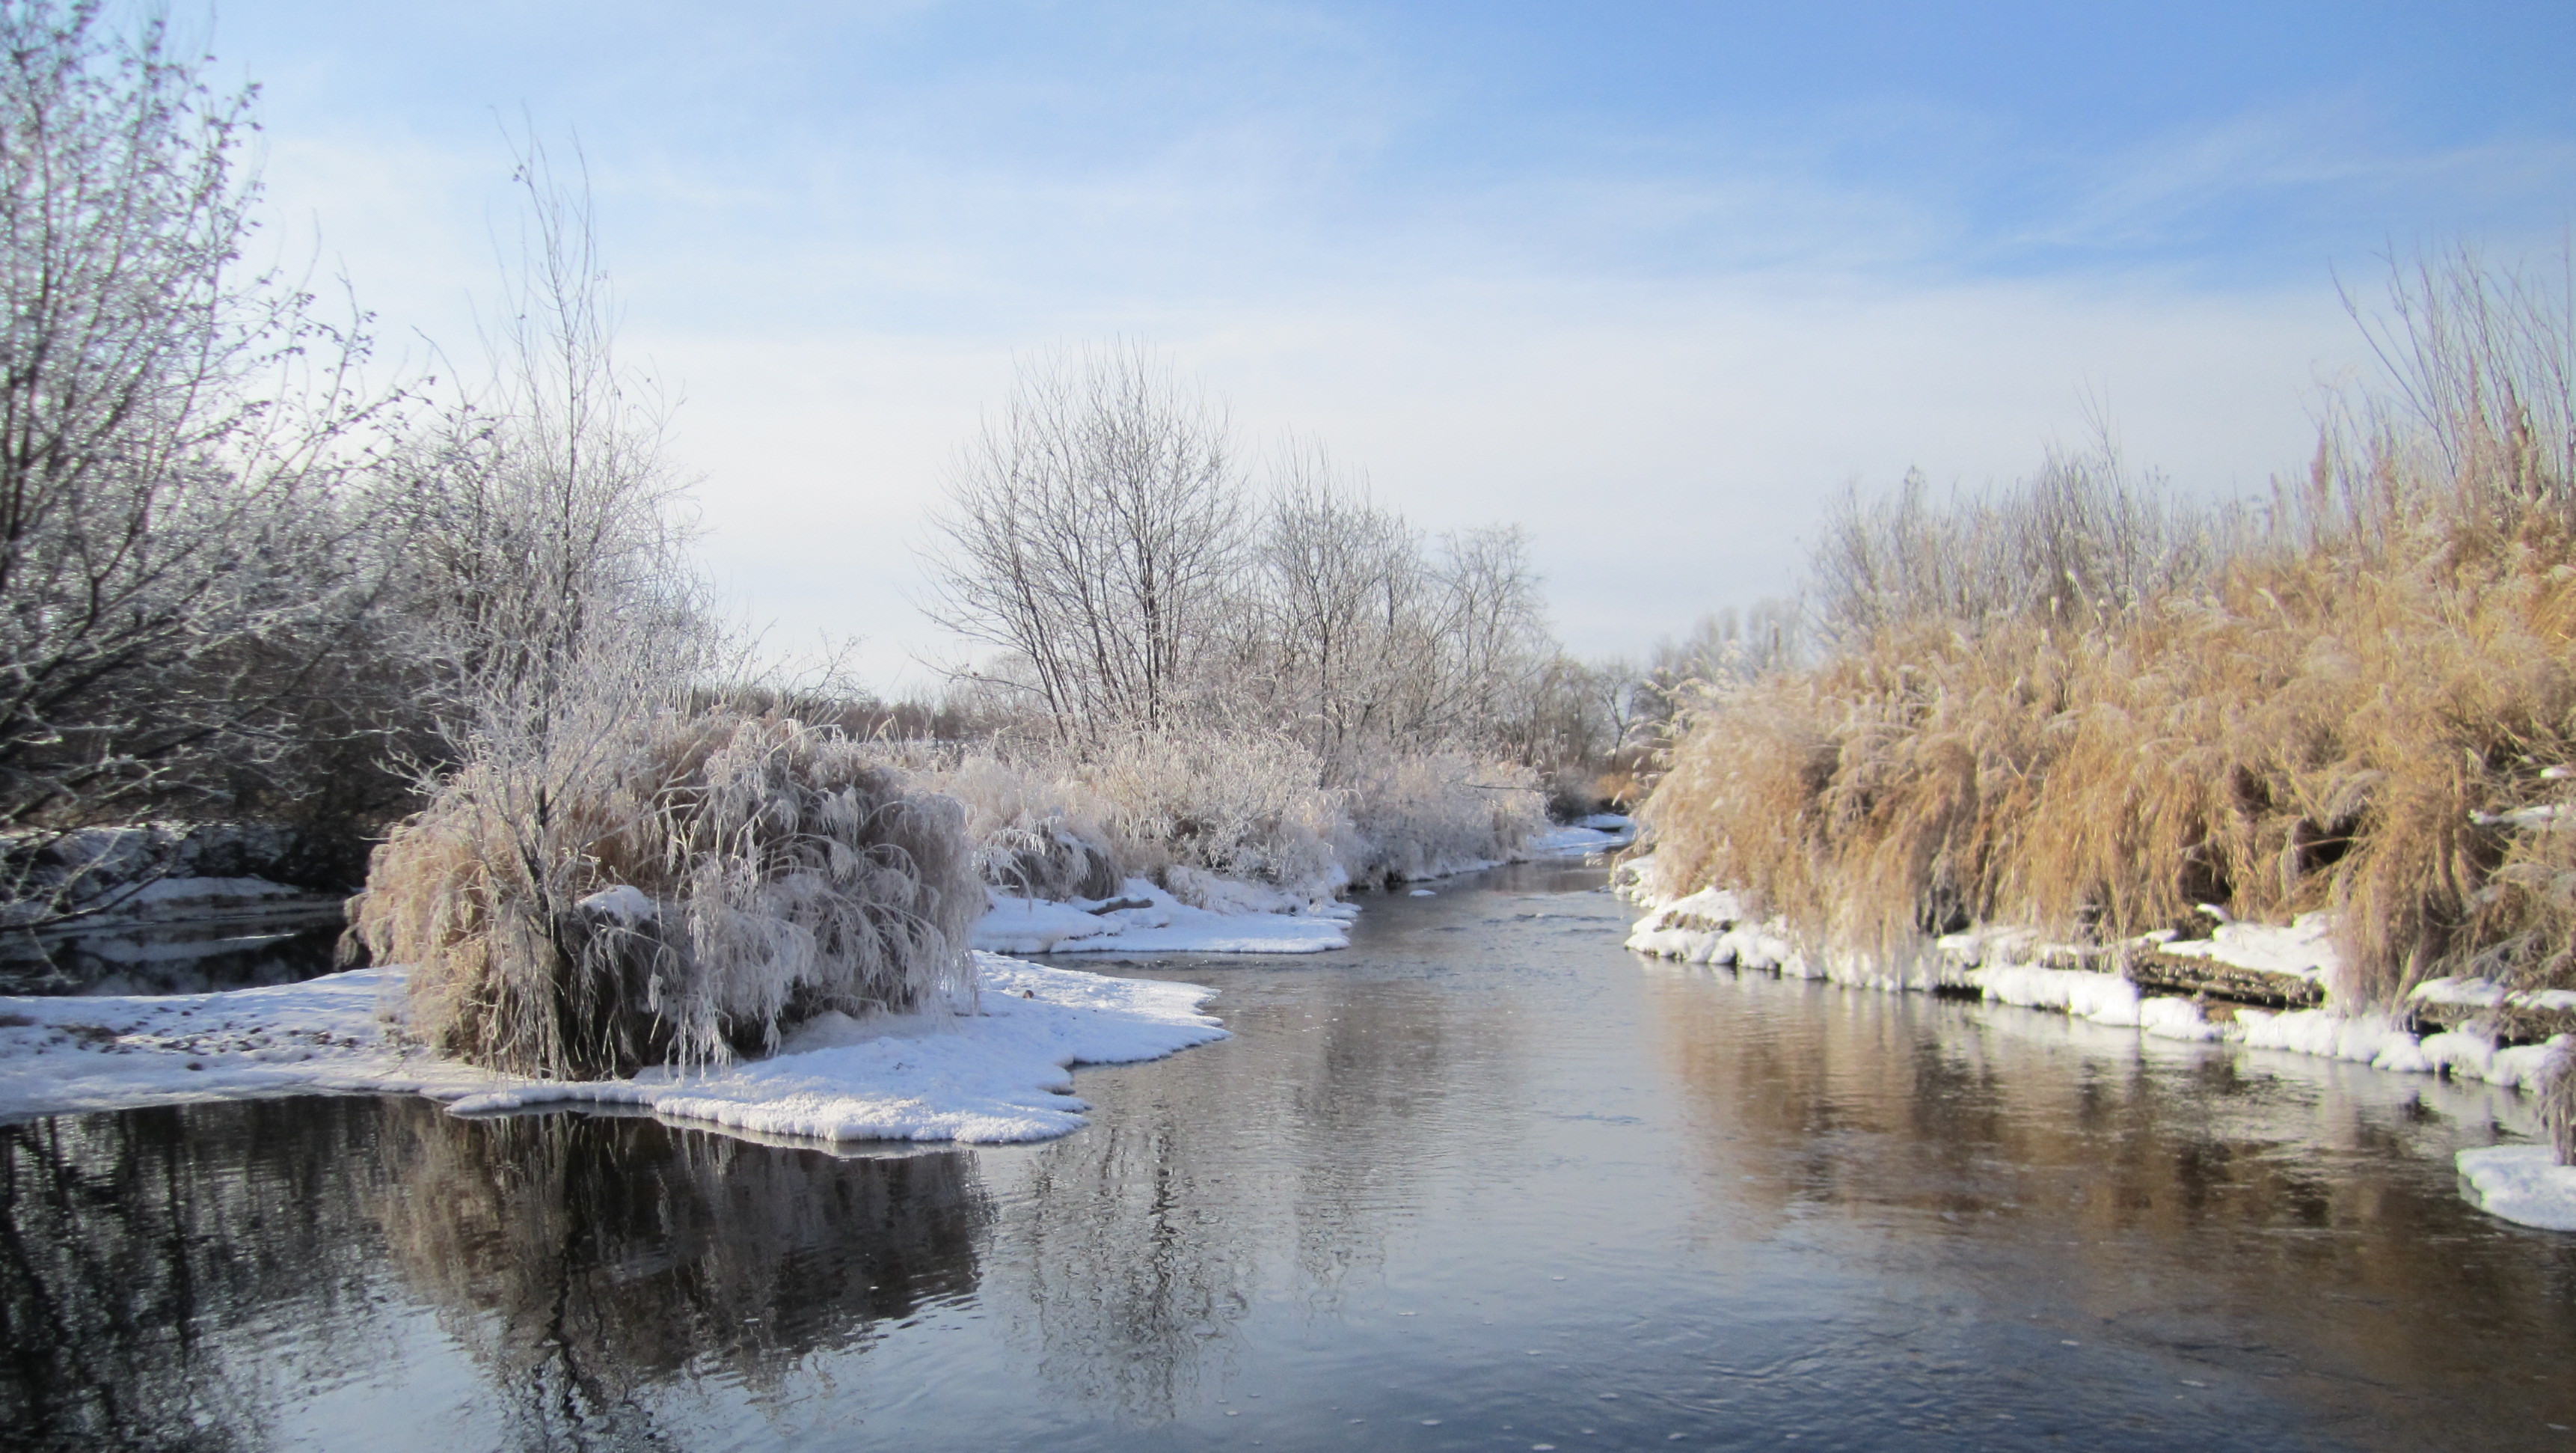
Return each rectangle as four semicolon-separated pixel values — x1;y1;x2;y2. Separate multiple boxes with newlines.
0;952;1227;1147
1624;885;2576;1231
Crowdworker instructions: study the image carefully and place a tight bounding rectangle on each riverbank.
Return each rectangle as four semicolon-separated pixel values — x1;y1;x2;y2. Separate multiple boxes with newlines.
0;952;1225;1143
965;814;1631;955
1623;885;2576;1230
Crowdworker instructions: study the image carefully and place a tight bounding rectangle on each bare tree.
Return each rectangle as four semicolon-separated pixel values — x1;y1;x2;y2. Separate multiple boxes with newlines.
1426;524;1549;731
1251;440;1426;777
370;135;706;749
0;1;389;915
924;344;1245;737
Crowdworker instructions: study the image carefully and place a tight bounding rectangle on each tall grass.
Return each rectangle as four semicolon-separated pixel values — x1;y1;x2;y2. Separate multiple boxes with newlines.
1640;250;2576;1009
353;711;981;1079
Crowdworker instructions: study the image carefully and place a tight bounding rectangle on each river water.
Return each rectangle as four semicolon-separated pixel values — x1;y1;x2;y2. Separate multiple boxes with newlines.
6;863;2574;1452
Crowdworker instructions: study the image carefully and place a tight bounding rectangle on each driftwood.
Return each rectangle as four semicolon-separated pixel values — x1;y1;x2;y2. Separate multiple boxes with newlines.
2408;994;2576;1044
2125;948;2326;1011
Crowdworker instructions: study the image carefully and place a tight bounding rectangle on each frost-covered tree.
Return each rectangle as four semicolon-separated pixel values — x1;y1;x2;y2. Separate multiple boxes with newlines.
369;137;704;743
0;1;388;911
1249;442;1431;777
925;345;1246;736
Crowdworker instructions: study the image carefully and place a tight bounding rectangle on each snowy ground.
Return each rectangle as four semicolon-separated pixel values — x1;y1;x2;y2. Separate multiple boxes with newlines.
971;878;1358;955
2458;1146;2576;1231
1625;884;2576;1231
0;952;1227;1145
1524;813;1636;860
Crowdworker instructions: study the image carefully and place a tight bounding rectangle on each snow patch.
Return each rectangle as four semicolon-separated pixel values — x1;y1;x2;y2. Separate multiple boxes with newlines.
2458;1145;2576;1231
2154;911;2340;983
1525;816;1636;860
971;877;1354;955
2234;1008;2432;1072
2411;975;2576;1015
2417;1027;2569;1090
0;952;1227;1145
577;884;657;923
1960;961;2221;1039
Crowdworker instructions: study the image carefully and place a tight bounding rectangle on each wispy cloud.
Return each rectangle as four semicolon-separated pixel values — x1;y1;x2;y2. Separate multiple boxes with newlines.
221;1;2569;687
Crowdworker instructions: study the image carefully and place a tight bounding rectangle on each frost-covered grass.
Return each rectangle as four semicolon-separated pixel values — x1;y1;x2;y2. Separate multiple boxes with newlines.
352;712;984;1080
1340;750;1550;884
891;729;1556;904
0;952;1224;1143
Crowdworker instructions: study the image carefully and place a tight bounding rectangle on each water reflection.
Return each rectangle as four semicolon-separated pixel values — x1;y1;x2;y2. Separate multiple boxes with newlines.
1;1098;393;1451
2;1098;990;1452
384;1108;987;1446
1646;964;2576;1446
13;872;2576;1452
0;916;343;996
1000;958;1515;1419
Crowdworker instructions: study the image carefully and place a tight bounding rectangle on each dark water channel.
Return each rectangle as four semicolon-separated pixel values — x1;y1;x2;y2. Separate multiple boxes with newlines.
7;863;2575;1452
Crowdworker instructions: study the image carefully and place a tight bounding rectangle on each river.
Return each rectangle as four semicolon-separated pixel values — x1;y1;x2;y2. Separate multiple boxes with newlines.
5;862;2573;1451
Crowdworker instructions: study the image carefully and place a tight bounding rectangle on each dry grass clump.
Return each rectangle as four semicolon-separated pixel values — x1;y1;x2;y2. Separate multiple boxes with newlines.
2542;1049;2576;1163
1646;515;2576;1000
1642;250;2576;1009
352;711;981;1080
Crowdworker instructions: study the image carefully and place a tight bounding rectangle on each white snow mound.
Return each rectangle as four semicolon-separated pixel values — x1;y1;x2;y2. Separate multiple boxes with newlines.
972;876;1354;955
2459;1145;2576;1231
0;952;1226;1145
2155;911;2340;982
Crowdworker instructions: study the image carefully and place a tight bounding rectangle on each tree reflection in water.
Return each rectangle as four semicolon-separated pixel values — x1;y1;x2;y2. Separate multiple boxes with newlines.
995;961;1518;1421
2;1098;394;1452
2;1097;991;1452
374;1106;990;1450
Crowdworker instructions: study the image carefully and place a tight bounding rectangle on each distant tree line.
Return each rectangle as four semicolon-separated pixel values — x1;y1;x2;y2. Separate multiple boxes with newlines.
922;346;1657;804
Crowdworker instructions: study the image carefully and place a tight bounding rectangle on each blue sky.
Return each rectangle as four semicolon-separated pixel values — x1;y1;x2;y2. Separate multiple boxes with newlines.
200;1;2576;686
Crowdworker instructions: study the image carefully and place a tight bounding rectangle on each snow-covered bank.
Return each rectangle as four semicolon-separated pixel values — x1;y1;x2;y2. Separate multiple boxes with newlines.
0;952;1226;1145
3;822;343;929
2458;1146;2576;1232
966;819;1633;956
971;877;1358;955
1625;885;2576;1229
1524;813;1636;860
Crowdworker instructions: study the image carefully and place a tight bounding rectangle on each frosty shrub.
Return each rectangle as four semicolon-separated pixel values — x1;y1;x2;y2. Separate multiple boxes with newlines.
1081;729;1350;900
1343;750;1547;886
907;748;1128;901
901;729;1351;905
352;712;981;1080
